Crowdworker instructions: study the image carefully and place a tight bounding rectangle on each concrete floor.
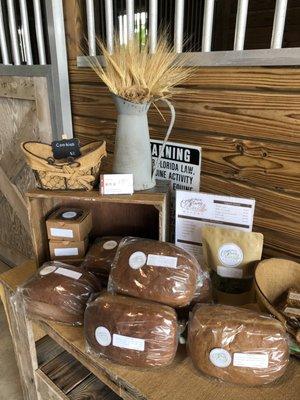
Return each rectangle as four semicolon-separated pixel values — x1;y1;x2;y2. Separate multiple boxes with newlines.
0;262;23;400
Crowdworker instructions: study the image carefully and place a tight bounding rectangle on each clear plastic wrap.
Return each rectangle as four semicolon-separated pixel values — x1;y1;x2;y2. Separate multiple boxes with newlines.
176;269;212;322
18;261;101;325
187;304;289;386
108;237;202;307
84;292;178;367
192;269;212;304
81;236;123;280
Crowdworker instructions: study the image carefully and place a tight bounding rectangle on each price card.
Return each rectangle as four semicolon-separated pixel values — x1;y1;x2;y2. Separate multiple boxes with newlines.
100;174;134;195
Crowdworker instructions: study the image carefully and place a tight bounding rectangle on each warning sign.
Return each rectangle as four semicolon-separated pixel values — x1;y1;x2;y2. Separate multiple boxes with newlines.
151;139;201;240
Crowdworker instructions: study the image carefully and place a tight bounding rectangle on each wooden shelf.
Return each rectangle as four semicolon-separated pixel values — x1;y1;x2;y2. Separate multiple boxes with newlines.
1;262;299;400
35;336;120;399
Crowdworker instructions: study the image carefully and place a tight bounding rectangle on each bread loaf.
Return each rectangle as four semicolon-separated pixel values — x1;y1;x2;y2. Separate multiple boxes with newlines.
20;262;101;325
81;237;122;279
108;237;200;307
84;293;178;367
188;304;289;385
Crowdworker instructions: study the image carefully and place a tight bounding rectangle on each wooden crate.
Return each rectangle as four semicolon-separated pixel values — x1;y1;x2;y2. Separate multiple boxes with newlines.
26;183;170;266
0;262;299;400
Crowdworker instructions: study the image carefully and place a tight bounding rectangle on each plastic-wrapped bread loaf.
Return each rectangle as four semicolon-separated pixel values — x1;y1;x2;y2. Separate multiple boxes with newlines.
188;304;289;386
85;293;178;367
108;237;201;307
19;261;101;325
81;236;123;279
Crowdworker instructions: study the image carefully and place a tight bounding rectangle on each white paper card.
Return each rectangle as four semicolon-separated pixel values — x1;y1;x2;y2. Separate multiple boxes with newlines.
54;247;79;257
233;353;269;369
217;266;243;279
175;191;255;262
50;228;74;238
284;307;300;316
54;267;82;280
147;254;178;268
100;174;133;195
289;293;300;301
112;334;145;351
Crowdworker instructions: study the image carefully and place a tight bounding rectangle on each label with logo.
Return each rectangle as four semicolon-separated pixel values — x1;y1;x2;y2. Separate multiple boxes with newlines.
218;243;243;267
217;265;243;279
95;327;112;346
39;265;57;276
61;211;78;219
54;247;79;257
233;353;269;369
103;240;118;250
209;348;232;368
289;292;300;301
147;254;178;269
284;307;300;317
50;228;74;238
129;251;147;269
54;267;82;280
112;334;145;351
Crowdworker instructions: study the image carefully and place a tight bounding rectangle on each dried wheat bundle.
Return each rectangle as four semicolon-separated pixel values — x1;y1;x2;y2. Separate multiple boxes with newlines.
86;35;193;103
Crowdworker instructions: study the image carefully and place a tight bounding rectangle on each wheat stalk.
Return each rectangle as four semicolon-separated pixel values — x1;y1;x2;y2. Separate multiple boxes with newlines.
85;34;193;104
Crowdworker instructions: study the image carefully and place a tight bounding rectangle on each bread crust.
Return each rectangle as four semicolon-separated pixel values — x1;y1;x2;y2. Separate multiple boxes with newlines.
188;304;289;386
85;293;178;367
108;237;201;307
21;262;101;325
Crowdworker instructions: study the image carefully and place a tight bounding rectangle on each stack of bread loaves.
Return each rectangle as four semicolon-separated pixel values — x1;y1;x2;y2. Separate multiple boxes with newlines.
17;231;290;385
84;237;211;367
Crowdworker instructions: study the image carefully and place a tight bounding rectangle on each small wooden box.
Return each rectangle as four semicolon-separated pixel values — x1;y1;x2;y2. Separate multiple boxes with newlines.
49;239;88;260
46;208;92;242
27;182;170;266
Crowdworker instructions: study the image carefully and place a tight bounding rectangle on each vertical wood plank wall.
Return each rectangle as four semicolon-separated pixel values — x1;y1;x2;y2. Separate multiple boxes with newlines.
0;77;52;264
63;1;300;262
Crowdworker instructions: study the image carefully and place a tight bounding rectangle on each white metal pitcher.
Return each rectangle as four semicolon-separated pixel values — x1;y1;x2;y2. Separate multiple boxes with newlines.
112;95;175;191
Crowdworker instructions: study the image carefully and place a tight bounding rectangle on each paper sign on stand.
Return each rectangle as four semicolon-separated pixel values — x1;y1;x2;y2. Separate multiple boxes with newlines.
175;190;255;262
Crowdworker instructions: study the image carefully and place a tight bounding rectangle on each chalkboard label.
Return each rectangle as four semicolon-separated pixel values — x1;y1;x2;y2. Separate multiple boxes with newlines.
51;138;81;159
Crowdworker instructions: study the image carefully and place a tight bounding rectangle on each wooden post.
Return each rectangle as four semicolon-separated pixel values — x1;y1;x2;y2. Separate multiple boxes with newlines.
0;165;30;233
1;285;38;400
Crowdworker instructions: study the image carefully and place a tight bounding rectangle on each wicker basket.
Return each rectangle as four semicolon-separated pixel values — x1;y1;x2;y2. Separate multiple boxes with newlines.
22;141;107;191
255;258;300;343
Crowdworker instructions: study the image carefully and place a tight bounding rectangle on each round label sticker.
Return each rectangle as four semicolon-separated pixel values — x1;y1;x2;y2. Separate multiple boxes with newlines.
103;240;118;250
95;326;111;347
61;211;77;219
209;348;232;368
218;243;244;267
129;251;147;269
39;265;57;276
